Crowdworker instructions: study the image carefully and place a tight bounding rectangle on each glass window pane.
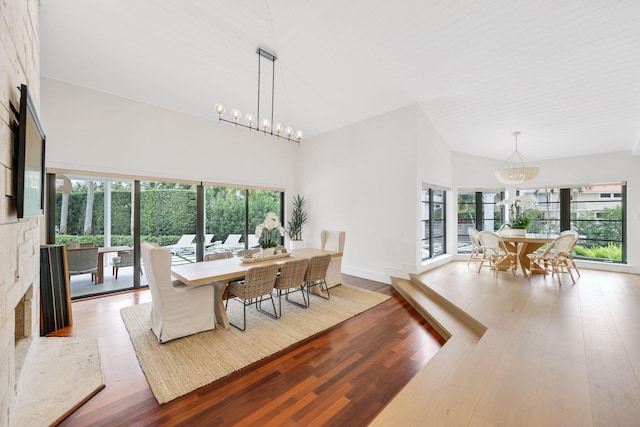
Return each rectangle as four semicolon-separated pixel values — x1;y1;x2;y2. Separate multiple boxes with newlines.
571;183;624;262
55;174;134;298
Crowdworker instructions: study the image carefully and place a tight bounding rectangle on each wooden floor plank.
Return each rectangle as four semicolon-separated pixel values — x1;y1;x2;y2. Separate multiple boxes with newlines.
373;262;640;427
52;275;443;426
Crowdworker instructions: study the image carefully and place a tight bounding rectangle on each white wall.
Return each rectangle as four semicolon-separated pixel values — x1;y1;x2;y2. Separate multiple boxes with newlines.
41;77;300;192
299;104;453;283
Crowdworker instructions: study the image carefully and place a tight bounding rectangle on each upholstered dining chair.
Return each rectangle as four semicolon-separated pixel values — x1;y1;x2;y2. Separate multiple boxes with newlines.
304;254;332;302
204;251;233;261
477;231;516;276
320;230;345;288
141;242;215;343
273;258;310;317
111;250;142;279
467;227;484;266
66;246;99;283
225;263;279;331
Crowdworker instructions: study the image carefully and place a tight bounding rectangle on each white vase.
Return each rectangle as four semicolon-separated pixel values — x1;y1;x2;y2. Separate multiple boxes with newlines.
261;247;276;256
508;228;527;237
289;240;305;250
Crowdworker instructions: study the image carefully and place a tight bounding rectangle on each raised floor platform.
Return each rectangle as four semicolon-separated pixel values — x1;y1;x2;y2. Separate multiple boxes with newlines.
372;261;640;426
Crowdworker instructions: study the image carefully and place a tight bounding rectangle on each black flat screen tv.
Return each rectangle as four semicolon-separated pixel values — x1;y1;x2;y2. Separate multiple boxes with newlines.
15;84;46;218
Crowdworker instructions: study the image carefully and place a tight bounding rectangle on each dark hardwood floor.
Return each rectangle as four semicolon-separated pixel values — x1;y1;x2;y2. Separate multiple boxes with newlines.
51;275;444;426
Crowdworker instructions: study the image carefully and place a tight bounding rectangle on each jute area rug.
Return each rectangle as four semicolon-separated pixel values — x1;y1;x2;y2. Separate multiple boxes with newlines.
121;284;389;405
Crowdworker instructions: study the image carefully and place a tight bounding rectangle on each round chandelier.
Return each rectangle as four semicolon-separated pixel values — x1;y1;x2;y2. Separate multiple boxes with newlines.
495;131;539;185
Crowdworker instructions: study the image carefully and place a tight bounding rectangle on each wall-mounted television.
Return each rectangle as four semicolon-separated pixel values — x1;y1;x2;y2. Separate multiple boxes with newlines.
14;84;46;218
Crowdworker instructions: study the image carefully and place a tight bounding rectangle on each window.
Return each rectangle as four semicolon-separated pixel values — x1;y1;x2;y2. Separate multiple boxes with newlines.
52;172;285;300
457;191;503;253
421;186;446;260
571;183;625;262
516;188;561;234
456;183;626;263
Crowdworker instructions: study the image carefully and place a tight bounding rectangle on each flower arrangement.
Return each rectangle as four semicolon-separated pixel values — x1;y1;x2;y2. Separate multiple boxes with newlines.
255;212;285;249
497;195;537;229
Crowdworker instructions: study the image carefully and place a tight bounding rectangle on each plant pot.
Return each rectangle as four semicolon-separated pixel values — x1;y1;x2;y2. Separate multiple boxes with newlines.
289;240;305;250
502;228;526;237
261;247;276;256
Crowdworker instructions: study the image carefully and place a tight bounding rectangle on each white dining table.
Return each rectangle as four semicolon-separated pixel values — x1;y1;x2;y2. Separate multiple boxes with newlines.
171;248;342;329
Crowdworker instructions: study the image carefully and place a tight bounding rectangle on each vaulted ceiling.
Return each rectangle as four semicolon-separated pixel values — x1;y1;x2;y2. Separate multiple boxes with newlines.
40;0;640;161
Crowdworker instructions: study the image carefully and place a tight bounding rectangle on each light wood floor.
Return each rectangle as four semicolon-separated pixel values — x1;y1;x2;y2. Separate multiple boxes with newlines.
373;262;640;426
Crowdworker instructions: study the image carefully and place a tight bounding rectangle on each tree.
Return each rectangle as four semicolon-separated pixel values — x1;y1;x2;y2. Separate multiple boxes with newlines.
83;180;94;235
60;192;69;234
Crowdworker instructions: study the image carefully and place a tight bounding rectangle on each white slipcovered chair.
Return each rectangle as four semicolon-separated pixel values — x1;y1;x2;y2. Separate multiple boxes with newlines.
320;230;345;288
141;242;215;343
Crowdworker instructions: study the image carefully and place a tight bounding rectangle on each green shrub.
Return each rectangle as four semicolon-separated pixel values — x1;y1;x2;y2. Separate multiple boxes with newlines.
574;244;622;261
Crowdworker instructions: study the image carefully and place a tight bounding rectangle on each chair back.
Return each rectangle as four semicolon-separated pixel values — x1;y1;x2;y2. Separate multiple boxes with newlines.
469;227;481;248
305;254;331;283
237;248;260;258
247;235;260;248
116;250;134;267
275;258;309;290
223;234;242;246
233;264;279;299
554;233;577;256
66;247;99;275
205;251;233;261
141;242;174;310
478;231;501;251
174;234;196;247
560;230;579;244
320;230;346;252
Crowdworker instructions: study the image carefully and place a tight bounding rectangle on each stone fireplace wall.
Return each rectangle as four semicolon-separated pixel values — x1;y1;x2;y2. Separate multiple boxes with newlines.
0;0;42;425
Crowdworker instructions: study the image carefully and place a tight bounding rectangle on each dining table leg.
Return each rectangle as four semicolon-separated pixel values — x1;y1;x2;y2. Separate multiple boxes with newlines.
96;254;105;284
212;281;231;329
518;242;546;277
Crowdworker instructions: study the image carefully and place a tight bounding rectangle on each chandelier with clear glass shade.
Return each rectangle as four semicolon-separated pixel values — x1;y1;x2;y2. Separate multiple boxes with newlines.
214;48;303;143
495;131;539;185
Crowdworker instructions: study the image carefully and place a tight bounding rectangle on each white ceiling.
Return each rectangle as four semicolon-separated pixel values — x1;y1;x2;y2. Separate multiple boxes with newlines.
40;0;640;161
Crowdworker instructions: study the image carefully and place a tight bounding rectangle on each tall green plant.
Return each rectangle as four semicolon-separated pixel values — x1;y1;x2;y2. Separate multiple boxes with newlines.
286;195;309;241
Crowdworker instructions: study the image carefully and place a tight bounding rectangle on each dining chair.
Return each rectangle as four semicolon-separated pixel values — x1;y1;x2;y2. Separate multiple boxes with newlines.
225;263;280;331
66;247;99;283
477;231;516;276
320;230;345;287
304;254;332;302
141;242;215;343
527;233;577;286
467;227;484;266
560;230;581;277
204;251;233;261
273;258;310;317
111;249;142;279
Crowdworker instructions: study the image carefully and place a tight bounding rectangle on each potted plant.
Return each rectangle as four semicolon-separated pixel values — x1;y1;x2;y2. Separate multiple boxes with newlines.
255;212;285;256
286;195;309;250
497;195;537;236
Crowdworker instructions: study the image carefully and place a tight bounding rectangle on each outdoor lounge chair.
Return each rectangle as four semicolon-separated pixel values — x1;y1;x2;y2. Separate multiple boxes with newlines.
163;234;196;255
214;234;243;252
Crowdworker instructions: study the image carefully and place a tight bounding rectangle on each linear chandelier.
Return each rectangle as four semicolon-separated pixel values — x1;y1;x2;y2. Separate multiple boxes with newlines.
495;131;539;185
214;48;303;143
